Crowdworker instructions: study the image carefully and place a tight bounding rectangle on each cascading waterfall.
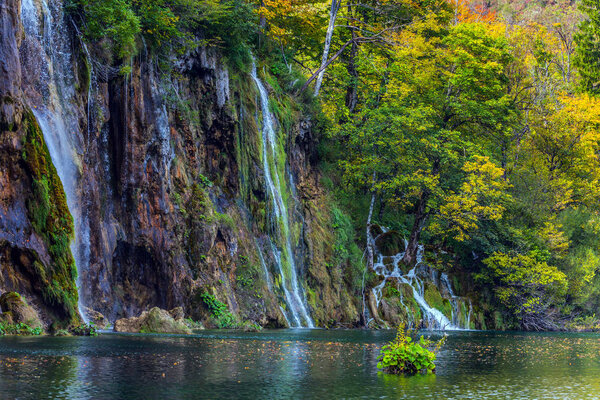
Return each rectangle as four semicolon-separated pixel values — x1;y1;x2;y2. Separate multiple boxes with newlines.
370;227;471;330
441;272;473;329
250;61;314;328
20;0;90;321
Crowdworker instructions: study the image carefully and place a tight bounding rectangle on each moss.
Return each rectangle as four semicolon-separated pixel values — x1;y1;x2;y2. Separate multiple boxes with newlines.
493;311;505;330
424;283;452;321
21;110;79;324
214;211;235;229
184;183;211;268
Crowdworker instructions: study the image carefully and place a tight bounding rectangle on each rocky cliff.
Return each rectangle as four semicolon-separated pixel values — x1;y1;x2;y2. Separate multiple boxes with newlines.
0;0;363;330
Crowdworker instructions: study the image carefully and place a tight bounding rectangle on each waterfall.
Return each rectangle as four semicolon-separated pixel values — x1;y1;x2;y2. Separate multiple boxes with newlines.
370;227;470;330
441;272;473;329
20;0;89;322
250;60;314;328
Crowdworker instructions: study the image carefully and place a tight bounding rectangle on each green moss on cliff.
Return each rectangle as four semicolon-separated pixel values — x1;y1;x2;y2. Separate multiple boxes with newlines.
21;110;79;324
423;283;452;321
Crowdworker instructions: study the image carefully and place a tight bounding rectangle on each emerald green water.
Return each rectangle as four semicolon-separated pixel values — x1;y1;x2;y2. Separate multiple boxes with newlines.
0;330;599;399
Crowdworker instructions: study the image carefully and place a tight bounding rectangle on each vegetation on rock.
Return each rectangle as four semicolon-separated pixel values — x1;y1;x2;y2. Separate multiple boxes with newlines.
377;324;446;375
200;292;237;329
71;323;99;336
114;307;192;334
21;111;79;324
0;292;44;330
0;322;43;336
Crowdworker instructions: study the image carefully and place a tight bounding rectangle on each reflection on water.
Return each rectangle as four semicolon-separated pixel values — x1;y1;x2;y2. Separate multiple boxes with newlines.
1;330;599;399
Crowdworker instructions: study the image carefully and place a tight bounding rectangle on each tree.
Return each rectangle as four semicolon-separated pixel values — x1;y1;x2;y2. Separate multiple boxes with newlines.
575;0;600;94
480;252;568;330
333;19;515;265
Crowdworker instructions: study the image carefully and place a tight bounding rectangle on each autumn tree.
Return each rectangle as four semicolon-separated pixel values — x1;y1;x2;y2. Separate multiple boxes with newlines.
332;19;515;265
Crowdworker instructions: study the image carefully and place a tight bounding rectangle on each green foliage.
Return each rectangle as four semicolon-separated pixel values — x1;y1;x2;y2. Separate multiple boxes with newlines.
0;322;43;336
329;20;514;264
71;323;99;336
575;0;600;94
214;212;235;229
198;173;213;189
200;292;236;328
70;0;257;68
236;255;260;291
72;0;140;59
479;252;568;329
565;314;600;331
377;324;446;375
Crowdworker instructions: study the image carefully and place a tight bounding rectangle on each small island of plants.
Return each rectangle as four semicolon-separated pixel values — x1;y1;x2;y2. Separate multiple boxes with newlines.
377;324;446;376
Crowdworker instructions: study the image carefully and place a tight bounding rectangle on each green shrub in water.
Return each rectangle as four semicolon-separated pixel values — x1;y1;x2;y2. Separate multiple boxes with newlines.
377;324;446;375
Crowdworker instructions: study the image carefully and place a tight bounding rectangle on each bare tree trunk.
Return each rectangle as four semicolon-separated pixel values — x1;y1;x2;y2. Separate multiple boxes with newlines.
314;0;341;97
259;0;266;30
366;192;376;269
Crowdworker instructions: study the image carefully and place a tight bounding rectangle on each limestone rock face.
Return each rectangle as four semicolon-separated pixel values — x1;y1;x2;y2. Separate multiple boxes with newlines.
0;0;363;331
85;308;109;330
114;307;191;334
0;292;42;328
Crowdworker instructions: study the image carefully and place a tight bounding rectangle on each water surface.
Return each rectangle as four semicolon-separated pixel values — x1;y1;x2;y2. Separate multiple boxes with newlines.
0;330;599;399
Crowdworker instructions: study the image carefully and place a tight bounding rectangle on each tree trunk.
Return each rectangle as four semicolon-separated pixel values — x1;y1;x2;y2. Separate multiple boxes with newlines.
345;40;358;112
402;193;428;266
314;0;341;97
344;4;358;112
366;192;376;270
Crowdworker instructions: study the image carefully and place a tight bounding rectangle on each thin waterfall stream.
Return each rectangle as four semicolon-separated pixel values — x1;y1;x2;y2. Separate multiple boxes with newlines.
250;60;314;328
20;0;90;321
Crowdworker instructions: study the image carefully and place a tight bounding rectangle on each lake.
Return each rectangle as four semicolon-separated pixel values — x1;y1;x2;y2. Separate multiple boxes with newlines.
0;330;599;399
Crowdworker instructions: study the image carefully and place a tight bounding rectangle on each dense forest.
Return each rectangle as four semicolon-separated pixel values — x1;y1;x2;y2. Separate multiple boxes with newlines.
2;0;600;335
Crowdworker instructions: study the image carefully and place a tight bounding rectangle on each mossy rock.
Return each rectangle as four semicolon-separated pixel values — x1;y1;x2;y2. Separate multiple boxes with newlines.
475;312;485;330
423;284;453;321
380;283;422;327
374;231;406;257
493;311;505;330
140;308;191;334
85;307;109;329
0;292;43;329
369;224;384;238
21;110;79;322
0;311;14;324
380;299;402;326
115;307;191;334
